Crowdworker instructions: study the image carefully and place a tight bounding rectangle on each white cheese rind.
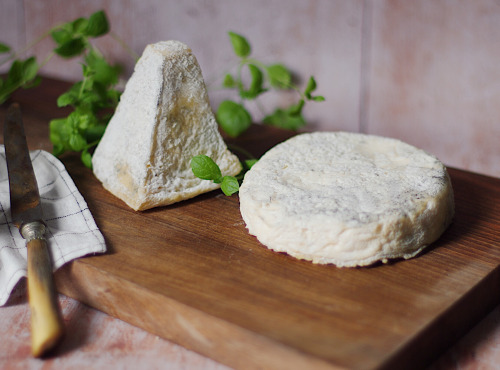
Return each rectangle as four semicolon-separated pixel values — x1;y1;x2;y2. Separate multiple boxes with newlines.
92;41;241;211
239;132;454;267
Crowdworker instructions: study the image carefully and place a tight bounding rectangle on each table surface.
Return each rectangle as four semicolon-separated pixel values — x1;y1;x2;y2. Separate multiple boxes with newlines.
1;285;500;369
1;78;500;369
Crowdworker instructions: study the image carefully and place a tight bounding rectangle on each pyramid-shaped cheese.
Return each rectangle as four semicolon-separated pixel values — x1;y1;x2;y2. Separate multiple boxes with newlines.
92;41;242;211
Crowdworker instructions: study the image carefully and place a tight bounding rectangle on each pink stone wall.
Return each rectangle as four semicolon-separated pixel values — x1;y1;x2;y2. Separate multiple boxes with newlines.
1;0;498;177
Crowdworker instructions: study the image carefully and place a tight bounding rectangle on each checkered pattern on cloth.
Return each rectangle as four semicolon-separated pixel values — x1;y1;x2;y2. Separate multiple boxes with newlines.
0;146;106;305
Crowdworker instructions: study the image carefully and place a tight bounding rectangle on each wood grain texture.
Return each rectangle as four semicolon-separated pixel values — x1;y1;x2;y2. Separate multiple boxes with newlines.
2;78;500;369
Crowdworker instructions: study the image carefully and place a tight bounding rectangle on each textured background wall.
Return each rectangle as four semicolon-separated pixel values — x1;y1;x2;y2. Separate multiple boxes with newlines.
1;0;499;177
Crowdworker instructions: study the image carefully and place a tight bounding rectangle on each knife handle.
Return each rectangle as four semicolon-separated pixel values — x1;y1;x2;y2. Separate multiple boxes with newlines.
23;222;64;357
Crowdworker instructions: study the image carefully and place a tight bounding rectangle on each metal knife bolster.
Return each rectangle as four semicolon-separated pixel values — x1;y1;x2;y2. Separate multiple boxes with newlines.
21;221;47;242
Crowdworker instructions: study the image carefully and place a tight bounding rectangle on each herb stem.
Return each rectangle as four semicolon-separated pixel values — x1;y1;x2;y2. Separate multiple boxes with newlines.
79;74;89;99
110;31;140;61
236;60;245;102
39;51;55;69
227;144;255;160
0;83;20;102
0;26;58;68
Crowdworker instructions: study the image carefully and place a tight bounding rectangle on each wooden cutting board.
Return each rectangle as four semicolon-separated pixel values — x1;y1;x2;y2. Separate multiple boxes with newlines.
2;78;500;370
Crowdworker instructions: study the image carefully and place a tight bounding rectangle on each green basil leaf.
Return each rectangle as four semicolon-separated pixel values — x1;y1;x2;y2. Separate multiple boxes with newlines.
81;63;95;78
244;158;258;169
23;75;42;89
0;43;11;53
81;149;93;168
52;142;65;157
240;64;266;100
84;10;110;37
6;59;23;84
49;117;72;155
85;50;120;86
216;100;252;137
58;82;84;106
266;64;292;89
312;95;325;102
106;88;121;105
263;107;306;130
304;76;317;99
20;57;38;83
191;155;223;182
4;57;38;91
223;73;236;88
69;132;87;151
221;176;240;196
0;57;39;103
85;124;107;142
51;28;73;45
54;37;86;57
77;112;96;130
228;31;251;58
57;91;77;107
71;17;89;34
288;99;304;116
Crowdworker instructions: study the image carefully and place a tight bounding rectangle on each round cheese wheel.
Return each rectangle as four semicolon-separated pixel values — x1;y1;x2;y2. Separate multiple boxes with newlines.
239;132;454;267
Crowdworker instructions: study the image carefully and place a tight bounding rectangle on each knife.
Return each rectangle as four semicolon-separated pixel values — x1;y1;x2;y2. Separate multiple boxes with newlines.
4;103;64;357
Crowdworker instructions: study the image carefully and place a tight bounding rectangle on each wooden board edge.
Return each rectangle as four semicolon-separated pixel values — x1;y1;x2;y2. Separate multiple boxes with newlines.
378;265;500;369
54;260;345;370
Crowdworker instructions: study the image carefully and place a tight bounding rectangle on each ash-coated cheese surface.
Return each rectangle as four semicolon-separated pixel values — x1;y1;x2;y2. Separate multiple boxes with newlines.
239;132;454;267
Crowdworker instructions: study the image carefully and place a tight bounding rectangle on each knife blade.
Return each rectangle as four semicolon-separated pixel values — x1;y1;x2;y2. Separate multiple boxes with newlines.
4;103;64;357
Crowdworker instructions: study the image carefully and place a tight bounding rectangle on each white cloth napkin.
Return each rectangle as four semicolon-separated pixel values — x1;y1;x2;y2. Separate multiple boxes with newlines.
0;146;106;306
